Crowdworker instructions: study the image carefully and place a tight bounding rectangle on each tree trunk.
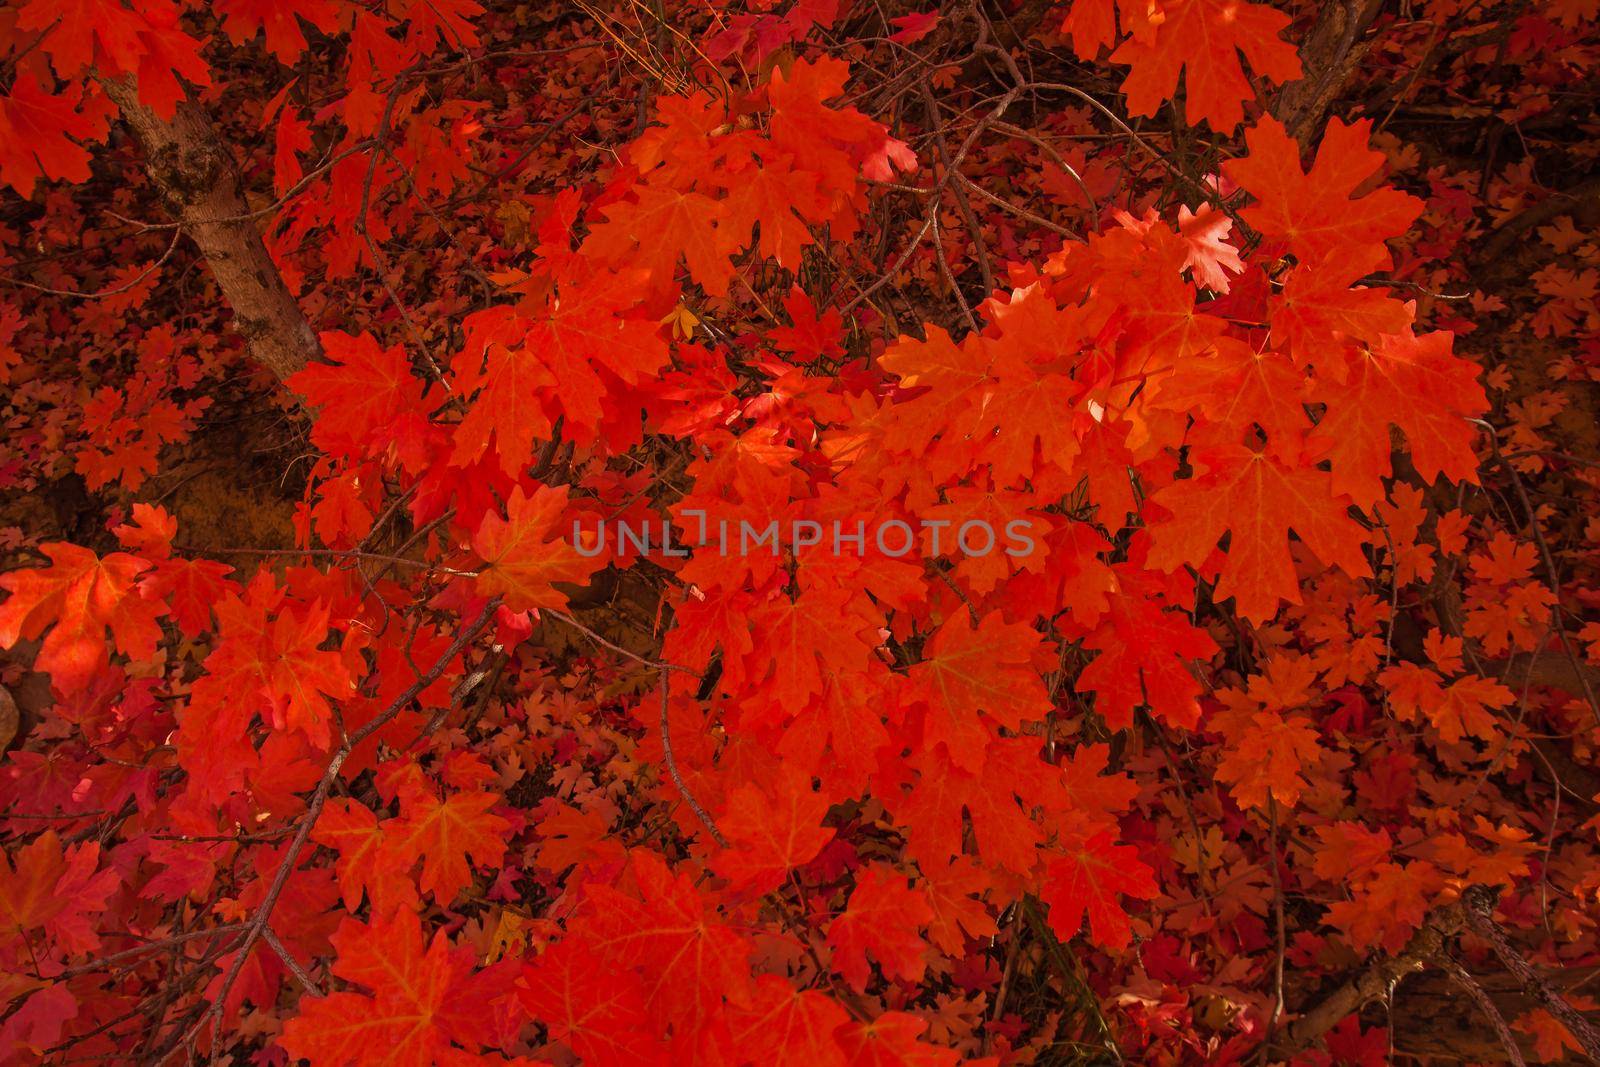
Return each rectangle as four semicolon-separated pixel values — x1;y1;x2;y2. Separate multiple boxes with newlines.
1272;0;1385;143
98;77;319;380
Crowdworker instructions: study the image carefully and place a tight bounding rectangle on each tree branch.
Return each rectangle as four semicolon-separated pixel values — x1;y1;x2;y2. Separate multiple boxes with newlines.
1271;0;1385;143
187;597;500;1048
1462;885;1600;1061
1283;901;1467;1051
1437;950;1528;1067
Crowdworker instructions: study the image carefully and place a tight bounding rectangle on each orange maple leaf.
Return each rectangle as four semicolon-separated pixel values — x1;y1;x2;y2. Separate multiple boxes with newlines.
0;543;166;691
278;910;505;1066
1224;116;1423;270
472;485;604;611
1110;0;1302;132
586;183;739;296
385;784;511;904
1147;442;1372;623
257;600;354;749
1041;831;1157;950
311;798;420;914
907;610;1052;772
0;832;117;959
827;865;934;992
1311;329;1487;507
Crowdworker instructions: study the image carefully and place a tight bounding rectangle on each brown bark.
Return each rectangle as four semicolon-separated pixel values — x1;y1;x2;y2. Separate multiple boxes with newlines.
1272;0;1385;143
1476;175;1600;267
1284;900;1468;1051
98;77;318;380
1463;887;1600;1061
1392;964;1600;1061
1285;890;1600;1061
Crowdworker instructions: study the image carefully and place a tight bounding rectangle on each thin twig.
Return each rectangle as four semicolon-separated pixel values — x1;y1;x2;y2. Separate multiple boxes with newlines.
54;924;249;979
1437;951;1527;1067
1477;421;1600;729
658;668;729;848
260;926;323;997
1264;799;1287;1055
536;609;725;846
185;598;500;1049
1462;884;1600;1061
0;227;183;298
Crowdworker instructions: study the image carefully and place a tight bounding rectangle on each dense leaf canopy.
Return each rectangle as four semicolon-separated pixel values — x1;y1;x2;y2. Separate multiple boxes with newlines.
2;0;1600;1064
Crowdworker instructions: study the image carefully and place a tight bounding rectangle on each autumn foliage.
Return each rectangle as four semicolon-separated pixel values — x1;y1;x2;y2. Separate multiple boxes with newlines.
3;0;1600;1064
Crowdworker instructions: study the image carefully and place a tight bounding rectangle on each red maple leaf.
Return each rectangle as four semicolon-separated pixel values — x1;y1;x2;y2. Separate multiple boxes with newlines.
1110;0;1302;132
385;781;511;904
0;77;106;196
290;331;428;460
1224;116;1424;270
278;910;509;1066
0;543;166;691
1310;329;1487;508
1146;442;1372;623
907;611;1051;771
729;976;850;1067
826;865;934;992
582;851;756;1035
713;764;835;893
472;485;605;611
518;939;667;1064
1041;831;1158;950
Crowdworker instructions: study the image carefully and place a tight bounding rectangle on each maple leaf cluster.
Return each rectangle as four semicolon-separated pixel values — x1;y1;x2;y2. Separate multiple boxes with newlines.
3;1;1600;1065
